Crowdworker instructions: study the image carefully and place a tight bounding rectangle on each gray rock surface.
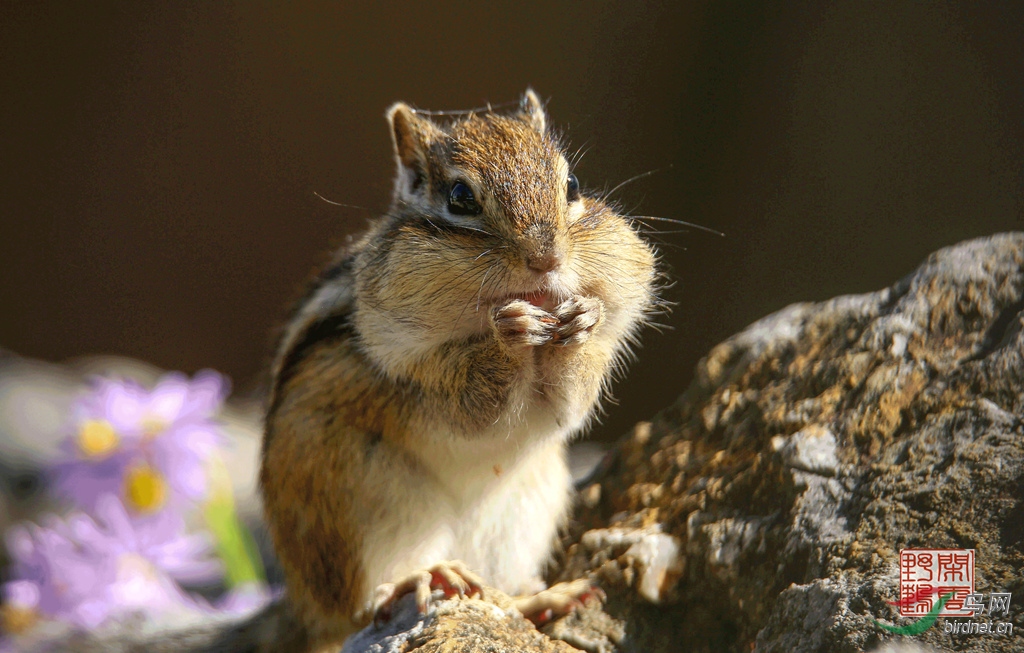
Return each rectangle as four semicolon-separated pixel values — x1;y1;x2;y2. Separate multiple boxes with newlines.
340;590;585;653
556;232;1023;652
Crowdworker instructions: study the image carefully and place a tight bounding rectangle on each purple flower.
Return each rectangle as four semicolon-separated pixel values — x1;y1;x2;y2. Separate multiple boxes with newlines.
70;494;223;585
2;495;221;630
50;370;228;518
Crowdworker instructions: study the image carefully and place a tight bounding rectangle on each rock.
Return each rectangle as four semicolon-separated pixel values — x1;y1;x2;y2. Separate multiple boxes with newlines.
553;232;1024;652
340;589;583;653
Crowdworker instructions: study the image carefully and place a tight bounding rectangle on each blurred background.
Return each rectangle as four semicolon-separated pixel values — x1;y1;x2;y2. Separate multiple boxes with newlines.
1;1;1022;454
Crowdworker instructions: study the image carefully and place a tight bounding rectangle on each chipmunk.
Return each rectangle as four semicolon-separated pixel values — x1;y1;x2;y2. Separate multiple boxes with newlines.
203;90;659;652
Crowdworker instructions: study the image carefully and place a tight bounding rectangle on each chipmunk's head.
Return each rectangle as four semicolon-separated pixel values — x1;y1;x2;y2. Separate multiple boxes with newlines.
368;90;655;340
385;90;581;280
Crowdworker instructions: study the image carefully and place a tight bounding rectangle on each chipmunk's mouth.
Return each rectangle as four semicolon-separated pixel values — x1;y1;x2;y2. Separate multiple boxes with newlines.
506;290;557;311
518;291;547;307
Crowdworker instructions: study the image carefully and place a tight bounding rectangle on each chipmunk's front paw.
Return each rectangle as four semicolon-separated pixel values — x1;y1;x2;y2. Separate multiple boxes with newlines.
371;561;484;625
492;299;557;347
551;296;604;345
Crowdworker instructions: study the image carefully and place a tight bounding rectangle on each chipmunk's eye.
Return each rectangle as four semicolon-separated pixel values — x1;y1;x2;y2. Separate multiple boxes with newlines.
448;181;482;216
567;173;581;203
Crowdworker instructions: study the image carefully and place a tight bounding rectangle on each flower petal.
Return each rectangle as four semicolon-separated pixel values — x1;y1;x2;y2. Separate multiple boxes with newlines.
181;370;229;419
147;374;190;423
2;581;40;610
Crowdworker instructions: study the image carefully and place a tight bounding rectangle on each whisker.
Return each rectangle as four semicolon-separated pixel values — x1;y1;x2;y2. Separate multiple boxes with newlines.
569;142;592;168
628;215;724;238
475;265;496;312
313;191;369;211
456;224;498;237
606;168;663;198
449;264;495;338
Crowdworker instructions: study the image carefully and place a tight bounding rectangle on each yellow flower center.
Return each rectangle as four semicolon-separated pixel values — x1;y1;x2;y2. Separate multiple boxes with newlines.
124;464;167;513
0;605;38;635
76;419;119;459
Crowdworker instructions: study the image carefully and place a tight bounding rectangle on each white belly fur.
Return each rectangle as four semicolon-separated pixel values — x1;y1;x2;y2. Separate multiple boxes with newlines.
358;408;575;598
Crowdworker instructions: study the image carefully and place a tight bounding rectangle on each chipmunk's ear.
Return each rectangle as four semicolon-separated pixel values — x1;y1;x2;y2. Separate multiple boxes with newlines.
519;89;547;134
386;103;438;191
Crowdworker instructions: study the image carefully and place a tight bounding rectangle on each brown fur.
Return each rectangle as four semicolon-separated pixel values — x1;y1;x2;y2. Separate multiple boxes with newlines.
255;90;659;652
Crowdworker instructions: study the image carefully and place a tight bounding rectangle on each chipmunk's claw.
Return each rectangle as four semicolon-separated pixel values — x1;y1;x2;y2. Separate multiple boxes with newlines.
551;297;604;346
371;561;484;626
492;299;556;347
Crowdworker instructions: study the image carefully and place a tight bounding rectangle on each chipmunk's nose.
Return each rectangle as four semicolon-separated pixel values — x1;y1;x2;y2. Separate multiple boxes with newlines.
522;221;564;273
526;248;563;274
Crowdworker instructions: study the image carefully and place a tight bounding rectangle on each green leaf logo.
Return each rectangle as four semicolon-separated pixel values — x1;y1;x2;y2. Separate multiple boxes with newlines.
873;592;953;635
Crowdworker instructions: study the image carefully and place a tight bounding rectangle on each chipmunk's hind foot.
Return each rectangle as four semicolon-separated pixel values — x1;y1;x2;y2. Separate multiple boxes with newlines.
514;578;605;626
